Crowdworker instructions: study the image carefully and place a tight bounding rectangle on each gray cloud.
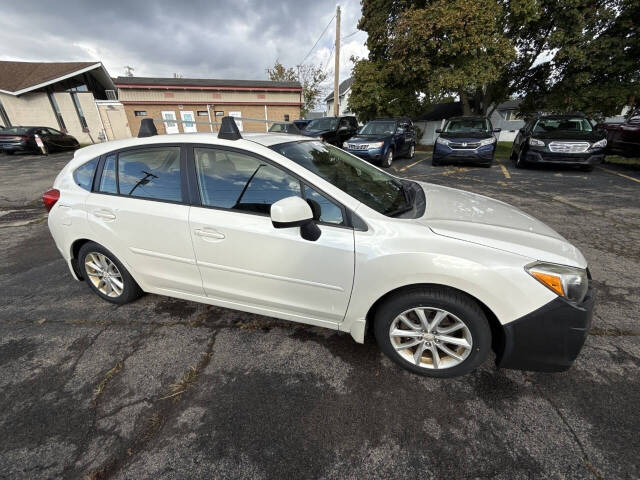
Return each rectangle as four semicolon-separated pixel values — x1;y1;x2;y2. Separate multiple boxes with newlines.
0;0;367;88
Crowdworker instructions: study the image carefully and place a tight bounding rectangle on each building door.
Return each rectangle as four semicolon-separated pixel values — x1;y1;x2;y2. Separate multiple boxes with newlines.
180;111;197;133
161;111;179;134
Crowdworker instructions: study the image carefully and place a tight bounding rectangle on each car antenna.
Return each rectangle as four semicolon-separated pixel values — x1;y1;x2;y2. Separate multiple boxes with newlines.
218;116;242;140
138;118;157;138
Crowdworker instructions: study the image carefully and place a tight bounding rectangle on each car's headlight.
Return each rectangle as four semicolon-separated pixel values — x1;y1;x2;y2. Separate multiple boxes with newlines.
368;141;384;149
436;137;450;146
591;138;607;149
478;137;496;147
526;262;589;303
343;142;349;148
529;138;545;147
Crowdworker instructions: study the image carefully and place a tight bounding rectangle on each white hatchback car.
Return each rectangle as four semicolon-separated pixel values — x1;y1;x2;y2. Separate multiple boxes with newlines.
44;117;593;377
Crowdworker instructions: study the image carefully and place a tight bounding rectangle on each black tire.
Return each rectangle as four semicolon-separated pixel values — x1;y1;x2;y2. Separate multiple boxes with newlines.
514;150;527;169
407;143;416;159
431;158;442;166
373;287;492;378
381;148;394;168
78;241;143;305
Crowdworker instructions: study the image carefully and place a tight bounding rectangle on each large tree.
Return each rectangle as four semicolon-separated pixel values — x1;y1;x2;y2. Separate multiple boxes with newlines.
349;0;640;119
267;60;328;117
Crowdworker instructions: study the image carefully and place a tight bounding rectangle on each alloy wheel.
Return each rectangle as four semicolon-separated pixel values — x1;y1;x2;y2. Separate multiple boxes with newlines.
388;307;472;369
84;252;124;298
409;145;415;158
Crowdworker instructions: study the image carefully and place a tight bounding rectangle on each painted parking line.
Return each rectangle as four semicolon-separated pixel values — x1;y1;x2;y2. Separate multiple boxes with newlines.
598;166;640;184
497;160;511;179
398;158;425;172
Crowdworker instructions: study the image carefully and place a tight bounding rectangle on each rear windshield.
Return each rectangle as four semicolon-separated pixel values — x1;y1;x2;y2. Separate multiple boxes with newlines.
533;118;593;132
444;119;490;133
1;127;30;135
305;118;338;131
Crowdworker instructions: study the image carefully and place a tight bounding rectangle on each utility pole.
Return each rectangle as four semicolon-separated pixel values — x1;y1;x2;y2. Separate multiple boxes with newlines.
333;5;341;117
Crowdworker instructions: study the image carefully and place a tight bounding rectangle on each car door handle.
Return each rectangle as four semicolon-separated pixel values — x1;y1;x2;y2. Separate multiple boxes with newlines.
194;229;225;240
94;210;116;220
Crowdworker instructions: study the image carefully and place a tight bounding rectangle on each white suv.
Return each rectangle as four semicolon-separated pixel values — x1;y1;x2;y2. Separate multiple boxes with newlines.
44;117;593;377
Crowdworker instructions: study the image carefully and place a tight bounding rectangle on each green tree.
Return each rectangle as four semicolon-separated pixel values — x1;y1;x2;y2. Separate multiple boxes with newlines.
350;0;640;119
267;60;328;116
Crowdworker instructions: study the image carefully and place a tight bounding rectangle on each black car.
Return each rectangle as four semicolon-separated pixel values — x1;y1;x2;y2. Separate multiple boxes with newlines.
293;119;311;130
300;116;358;146
342;117;416;167
511;114;607;171
0;126;80;155
432;116;500;167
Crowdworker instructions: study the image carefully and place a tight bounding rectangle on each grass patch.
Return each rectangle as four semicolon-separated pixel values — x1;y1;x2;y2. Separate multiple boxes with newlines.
495;141;513;160
161;365;200;400
416;144;433;152
604;155;640;168
94;361;123;401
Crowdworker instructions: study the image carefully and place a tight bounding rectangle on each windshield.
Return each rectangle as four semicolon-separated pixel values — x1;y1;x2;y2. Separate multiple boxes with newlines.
305;118;338;131
268;123;287;132
1;127;30;135
533;117;593;133
359;121;396;135
272;141;407;215
444;119;490;133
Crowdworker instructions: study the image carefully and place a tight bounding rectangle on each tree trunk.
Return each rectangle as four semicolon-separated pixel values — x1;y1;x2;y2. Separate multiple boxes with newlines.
459;90;471;115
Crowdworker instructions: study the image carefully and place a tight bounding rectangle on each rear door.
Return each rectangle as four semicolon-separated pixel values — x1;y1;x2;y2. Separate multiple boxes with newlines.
86;145;204;295
187;146;355;325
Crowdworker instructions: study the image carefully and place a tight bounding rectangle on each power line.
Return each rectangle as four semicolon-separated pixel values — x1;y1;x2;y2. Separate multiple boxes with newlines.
341;30;358;41
299;14;336;66
323;44;335;71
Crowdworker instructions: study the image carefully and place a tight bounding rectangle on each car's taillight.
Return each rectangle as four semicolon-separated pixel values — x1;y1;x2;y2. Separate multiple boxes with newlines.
42;188;60;212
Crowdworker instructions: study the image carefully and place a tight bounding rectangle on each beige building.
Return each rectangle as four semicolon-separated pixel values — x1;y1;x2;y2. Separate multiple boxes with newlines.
0;61;132;143
114;76;302;136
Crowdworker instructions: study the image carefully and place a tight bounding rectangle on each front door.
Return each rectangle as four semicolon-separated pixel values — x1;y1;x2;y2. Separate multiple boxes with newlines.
188;146;355;324
161;111;179;134
86;145;203;295
180;111;197;133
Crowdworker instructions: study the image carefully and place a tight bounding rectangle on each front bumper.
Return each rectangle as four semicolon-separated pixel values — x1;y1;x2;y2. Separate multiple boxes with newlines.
525;149;604;165
433;143;495;163
496;284;594;372
343;147;384;162
1;141;30;152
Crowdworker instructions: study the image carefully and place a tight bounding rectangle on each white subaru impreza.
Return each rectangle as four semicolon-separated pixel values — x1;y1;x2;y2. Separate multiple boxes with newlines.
44;117;593;377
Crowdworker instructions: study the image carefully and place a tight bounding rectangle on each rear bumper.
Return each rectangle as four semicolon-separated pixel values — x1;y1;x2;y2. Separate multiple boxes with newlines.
1;141;31;152
525;149;604;165
496;285;594;372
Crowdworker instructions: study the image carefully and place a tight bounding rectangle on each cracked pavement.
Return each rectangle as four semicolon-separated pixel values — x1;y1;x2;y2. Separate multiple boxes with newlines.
1;149;639;479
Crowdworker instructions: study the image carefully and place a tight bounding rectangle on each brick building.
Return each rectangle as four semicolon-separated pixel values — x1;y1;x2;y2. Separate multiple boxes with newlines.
114;76;303;135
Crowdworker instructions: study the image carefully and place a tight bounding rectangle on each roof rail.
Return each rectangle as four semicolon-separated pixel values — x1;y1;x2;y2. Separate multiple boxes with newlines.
138;118;158;137
218;116;242;140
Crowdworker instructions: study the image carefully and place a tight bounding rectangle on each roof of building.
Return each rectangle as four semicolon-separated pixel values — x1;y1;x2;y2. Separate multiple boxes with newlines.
114;76;301;90
0;61;107;95
325;77;354;102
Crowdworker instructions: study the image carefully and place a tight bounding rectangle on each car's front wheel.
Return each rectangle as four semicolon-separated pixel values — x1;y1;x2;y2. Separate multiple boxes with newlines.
78;242;143;304
381;148;394;168
515;150;527;169
407;143;415;159
373;287;491;377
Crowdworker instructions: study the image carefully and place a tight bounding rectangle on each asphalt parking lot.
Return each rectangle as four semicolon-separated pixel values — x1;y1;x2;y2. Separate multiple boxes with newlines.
1;148;639;479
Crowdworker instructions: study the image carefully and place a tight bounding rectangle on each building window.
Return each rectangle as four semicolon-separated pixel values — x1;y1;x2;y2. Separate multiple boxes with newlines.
0;99;11;127
71;92;89;129
284;114;290;122
47;93;66;131
197;110;208;116
503;110;521;121
134;111;147;117
214;111;224;117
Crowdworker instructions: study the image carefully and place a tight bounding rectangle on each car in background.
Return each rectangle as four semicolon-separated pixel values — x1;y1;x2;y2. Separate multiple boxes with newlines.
268;122;302;134
342;117;416;168
293;119;311;130
300;116;358;146
511;114;606;171
0;126;80;155
432;116;500;167
597;111;640;158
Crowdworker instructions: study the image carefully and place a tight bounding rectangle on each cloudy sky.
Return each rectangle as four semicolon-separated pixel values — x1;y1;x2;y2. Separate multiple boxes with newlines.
0;0;367;97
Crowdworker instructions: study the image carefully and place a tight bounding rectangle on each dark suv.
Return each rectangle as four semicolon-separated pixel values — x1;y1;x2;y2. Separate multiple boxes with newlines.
300;116;358;146
342;117;416;167
511;114;607;171
432;116;500;167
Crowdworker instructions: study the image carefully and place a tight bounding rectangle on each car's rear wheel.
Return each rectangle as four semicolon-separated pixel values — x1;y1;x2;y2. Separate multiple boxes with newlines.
373;287;491;377
78;242;143;304
381;149;393;168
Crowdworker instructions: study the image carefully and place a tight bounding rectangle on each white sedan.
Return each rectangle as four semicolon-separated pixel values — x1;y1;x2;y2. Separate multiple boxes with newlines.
43;117;593;377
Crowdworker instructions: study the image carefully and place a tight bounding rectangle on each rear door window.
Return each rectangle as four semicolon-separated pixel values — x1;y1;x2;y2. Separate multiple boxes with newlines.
118;147;182;202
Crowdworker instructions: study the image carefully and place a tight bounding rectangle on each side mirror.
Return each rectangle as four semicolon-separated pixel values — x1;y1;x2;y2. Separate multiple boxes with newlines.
493;128;502;133
270;196;321;241
435;129;442;134
396;127;405;134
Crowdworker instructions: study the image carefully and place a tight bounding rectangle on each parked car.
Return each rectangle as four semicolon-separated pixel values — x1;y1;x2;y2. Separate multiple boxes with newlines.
432;116;500;167
0;126;80;155
597;112;640;158
300;116;358;146
293;119;311;130
268;122;301;134
511;114;607;171
44;116;593;378
342;117;416;168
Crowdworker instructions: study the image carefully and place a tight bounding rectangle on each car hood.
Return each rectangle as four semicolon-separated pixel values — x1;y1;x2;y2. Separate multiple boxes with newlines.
440;132;494;140
301;129;333;137
348;135;390;143
415;182;587;268
531;130;605;142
